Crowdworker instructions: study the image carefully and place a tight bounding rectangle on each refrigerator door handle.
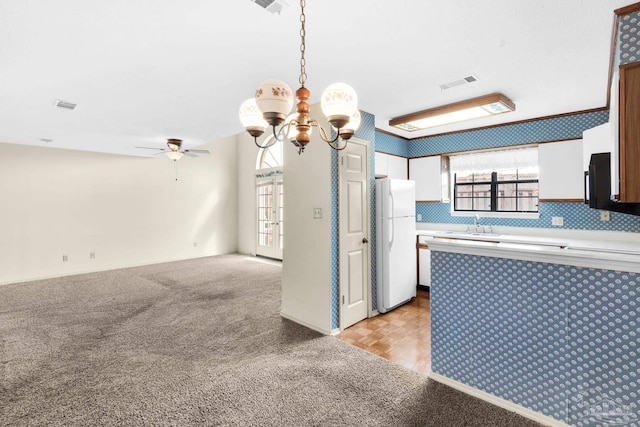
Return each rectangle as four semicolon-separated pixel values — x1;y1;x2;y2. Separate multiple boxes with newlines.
389;192;395;248
390;217;395;248
390;191;395;218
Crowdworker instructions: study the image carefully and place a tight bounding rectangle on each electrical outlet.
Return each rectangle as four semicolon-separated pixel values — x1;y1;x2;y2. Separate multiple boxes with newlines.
551;216;564;226
417;213;422;221
62;254;68;262
89;252;95;259
600;210;610;222
313;208;322;219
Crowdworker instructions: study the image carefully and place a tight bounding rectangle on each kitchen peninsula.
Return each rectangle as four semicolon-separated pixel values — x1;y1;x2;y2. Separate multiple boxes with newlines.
421;227;639;426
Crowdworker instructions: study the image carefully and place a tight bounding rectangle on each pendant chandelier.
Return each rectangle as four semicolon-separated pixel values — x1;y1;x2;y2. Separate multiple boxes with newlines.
238;0;361;154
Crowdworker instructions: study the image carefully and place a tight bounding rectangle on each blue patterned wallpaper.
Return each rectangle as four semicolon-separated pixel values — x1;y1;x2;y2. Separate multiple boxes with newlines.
619;11;640;65
375;131;408;157
407;110;609;158
417;202;640;232
361;112;378;313
331;110;377;330
331;148;340;330
431;251;639;426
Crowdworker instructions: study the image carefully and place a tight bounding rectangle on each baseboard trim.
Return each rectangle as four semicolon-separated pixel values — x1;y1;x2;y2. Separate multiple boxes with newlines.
280;311;333;336
330;328;341;336
417;284;430;292
428;372;571;427
0;253;234;287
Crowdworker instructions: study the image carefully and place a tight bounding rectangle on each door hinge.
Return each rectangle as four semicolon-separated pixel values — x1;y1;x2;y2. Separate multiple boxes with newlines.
342;295;345;304
341;157;344;166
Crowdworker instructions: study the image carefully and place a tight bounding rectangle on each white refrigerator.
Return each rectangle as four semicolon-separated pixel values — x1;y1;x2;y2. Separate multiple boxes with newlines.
376;178;417;313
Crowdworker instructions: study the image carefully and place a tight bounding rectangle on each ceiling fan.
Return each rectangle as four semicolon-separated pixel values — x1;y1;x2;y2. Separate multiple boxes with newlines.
136;138;210;161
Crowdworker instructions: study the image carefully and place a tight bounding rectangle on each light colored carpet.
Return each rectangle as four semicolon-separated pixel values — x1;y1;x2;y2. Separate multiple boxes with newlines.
0;254;541;426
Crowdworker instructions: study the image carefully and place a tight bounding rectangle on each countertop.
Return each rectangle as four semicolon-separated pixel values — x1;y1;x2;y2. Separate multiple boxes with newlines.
416;226;640;273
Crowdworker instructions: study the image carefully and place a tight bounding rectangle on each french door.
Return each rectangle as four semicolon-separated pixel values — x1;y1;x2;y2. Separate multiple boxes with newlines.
256;176;283;260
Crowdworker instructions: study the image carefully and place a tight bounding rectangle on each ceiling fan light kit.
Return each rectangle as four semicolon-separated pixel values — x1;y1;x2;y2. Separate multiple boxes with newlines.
238;0;361;154
135;138;210;161
166;151;184;161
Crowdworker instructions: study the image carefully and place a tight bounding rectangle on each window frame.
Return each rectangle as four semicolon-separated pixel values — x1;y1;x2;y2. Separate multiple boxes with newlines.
453;170;539;214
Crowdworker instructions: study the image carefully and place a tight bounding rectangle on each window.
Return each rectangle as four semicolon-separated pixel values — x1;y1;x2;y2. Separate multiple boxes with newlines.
451;147;539;213
256;136;283;170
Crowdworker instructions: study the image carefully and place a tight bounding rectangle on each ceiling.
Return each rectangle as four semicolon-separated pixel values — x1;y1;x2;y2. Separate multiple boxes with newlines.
0;0;632;157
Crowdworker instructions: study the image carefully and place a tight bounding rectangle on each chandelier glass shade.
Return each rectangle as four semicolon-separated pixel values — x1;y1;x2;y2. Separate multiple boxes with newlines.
238;0;360;154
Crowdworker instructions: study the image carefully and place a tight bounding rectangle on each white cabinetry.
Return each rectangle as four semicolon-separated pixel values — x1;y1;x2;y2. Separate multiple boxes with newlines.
375;152;407;179
582;122;618;196
538;139;584;199
409;156;442;202
418;236;430;287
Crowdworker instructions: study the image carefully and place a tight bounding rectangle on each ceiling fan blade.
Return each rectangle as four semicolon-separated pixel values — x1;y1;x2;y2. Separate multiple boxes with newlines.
153;151;168;156
183;151;198;158
135;146;166;151
186;149;210;154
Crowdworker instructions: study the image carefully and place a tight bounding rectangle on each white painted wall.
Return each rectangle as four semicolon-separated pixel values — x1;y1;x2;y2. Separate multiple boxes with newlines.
280;104;334;335
375;152;407;179
539;139;584;199
0;136;238;284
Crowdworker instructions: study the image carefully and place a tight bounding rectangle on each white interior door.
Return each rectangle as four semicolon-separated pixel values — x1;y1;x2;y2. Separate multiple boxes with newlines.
256;176;283;260
339;138;370;330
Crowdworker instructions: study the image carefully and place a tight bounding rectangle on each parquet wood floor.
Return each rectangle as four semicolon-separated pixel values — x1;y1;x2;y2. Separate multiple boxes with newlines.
337;290;431;376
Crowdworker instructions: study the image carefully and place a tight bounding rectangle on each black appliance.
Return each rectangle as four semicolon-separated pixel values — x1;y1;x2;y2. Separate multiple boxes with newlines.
585;152;640;216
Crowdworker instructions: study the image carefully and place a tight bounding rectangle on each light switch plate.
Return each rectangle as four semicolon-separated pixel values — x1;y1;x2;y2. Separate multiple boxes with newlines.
417;213;422;221
313;208;322;219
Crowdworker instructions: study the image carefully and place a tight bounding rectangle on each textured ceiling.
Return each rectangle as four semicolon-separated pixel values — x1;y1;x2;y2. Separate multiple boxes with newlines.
0;0;632;156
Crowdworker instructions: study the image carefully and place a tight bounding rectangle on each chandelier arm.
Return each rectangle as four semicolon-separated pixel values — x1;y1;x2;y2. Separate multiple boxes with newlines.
330;139;349;151
259;121;297;148
253;135;277;149
309;119;341;144
265;120;291;144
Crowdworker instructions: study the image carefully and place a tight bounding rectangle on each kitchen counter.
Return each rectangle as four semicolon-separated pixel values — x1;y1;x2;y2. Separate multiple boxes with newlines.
416;226;640;273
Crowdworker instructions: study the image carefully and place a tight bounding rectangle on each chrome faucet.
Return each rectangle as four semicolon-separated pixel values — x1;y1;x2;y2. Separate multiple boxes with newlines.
467;214;485;234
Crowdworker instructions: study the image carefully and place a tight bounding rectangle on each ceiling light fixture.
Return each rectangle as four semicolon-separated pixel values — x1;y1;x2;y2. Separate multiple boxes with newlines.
238;0;360;154
166;150;184;161
389;93;515;132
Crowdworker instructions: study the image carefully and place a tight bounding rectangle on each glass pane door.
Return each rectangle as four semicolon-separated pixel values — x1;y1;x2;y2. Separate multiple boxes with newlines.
256;176;283;260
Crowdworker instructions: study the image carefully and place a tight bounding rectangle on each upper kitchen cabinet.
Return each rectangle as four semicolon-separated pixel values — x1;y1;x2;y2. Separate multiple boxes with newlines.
375;152;408;180
538;140;584;200
619;61;640;202
582;122;619;198
409;156;442;202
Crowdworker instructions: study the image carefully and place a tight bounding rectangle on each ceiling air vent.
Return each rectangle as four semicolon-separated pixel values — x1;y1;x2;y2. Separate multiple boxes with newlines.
438;75;478;91
251;0;288;14
39;137;53;143
54;99;77;110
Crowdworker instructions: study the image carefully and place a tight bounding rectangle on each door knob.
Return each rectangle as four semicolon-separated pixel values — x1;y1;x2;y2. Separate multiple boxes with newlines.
362;237;369;244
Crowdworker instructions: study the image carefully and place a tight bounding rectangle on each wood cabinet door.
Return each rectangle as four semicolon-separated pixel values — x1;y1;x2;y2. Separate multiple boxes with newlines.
619;62;640;202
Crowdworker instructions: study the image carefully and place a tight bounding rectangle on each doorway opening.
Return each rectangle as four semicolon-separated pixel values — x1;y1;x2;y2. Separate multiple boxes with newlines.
256;136;284;261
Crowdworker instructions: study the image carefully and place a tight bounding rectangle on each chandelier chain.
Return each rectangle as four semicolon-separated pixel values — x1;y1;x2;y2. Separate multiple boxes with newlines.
299;0;307;87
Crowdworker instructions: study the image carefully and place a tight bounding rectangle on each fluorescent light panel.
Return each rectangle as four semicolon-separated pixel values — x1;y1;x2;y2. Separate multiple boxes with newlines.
390;93;515;132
